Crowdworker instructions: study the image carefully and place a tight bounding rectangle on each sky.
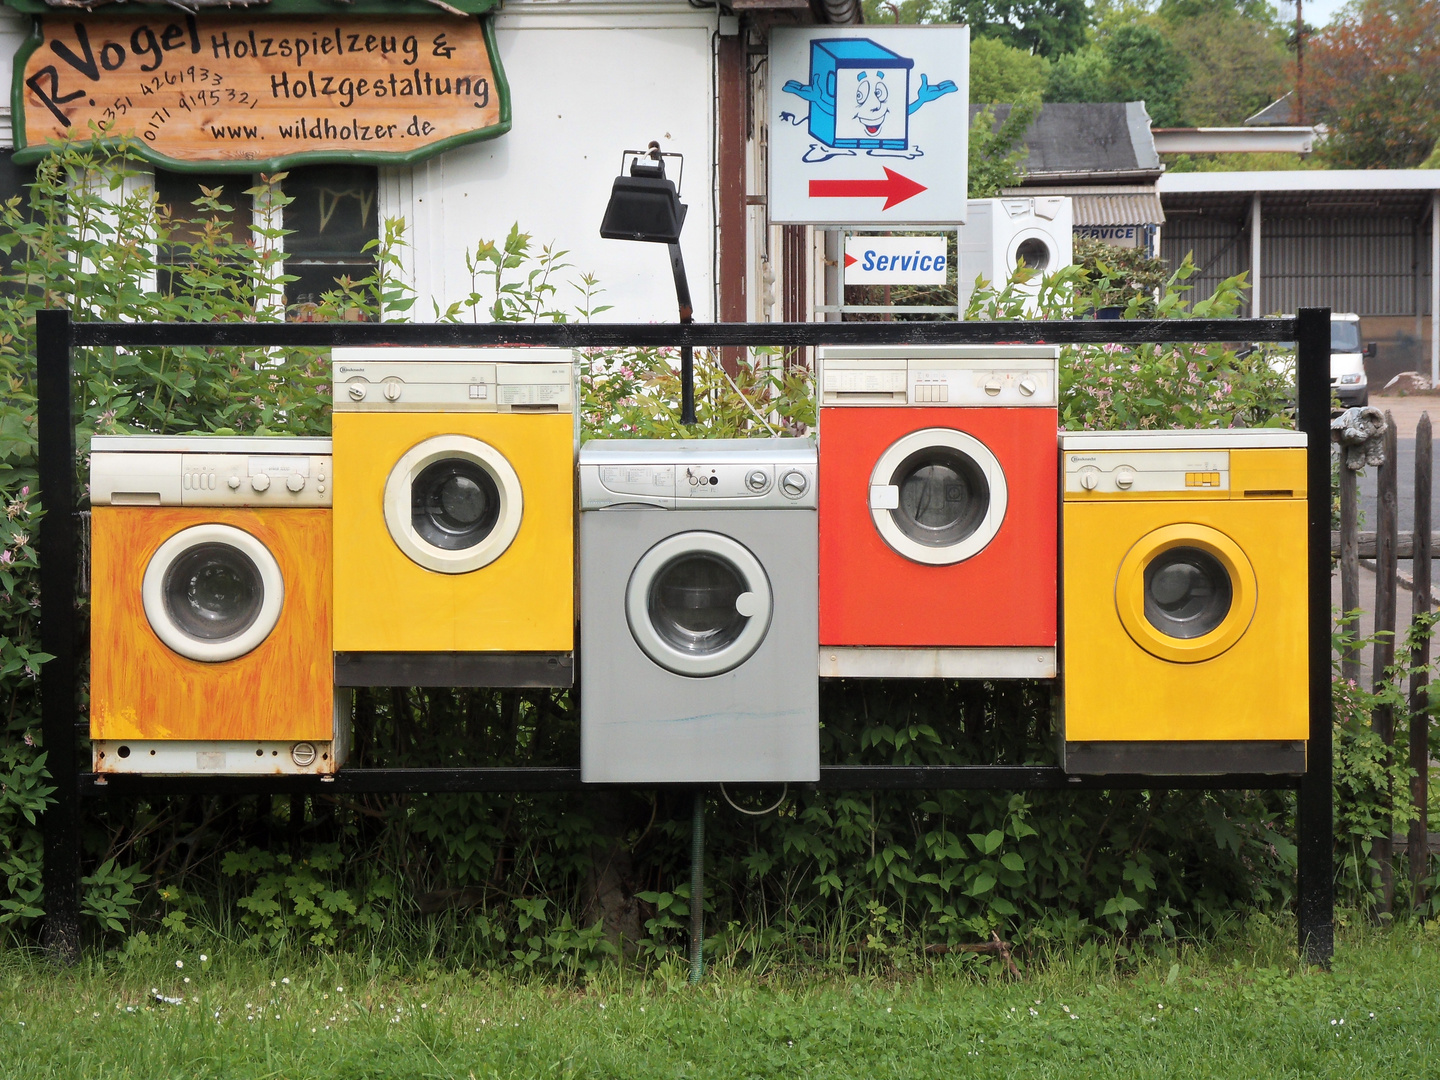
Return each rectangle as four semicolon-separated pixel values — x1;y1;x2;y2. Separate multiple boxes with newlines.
1275;0;1352;29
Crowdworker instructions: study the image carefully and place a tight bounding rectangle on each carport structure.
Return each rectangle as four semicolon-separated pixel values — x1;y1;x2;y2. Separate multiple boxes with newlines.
1158;171;1440;385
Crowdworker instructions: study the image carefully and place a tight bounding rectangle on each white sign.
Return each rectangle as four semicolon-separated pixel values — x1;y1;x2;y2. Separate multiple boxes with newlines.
768;26;969;226
844;236;949;284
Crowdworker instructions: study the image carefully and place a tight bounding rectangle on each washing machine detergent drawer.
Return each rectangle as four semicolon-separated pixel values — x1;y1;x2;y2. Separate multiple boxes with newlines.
580;509;819;784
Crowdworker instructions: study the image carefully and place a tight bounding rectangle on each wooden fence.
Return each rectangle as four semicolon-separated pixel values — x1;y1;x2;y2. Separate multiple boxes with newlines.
1334;408;1434;916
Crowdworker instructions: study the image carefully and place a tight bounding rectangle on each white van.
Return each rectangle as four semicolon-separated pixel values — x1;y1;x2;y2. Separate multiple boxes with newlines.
1329;313;1375;407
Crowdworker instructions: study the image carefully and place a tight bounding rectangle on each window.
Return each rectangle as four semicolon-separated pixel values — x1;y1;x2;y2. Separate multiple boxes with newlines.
154;170;253;299
280;166;378;321
152;165;378;320
0;151;38;291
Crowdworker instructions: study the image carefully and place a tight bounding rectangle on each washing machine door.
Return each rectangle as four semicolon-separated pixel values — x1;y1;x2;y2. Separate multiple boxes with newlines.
1115;524;1259;663
1008;228;1057;279
626;531;774;677
383;435;524;574
142;523;285;662
868;428;1008;565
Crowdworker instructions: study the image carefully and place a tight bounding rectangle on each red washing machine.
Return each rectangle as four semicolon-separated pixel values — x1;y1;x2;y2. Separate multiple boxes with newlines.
817;345;1060;679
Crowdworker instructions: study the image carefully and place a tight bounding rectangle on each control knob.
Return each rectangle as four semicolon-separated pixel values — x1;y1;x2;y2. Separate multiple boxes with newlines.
286;474;306;493
745;470;769;492
346;380;367;402
983;378;1003;396
250;473;270;493
1078;467;1100;491
1114;467;1137;490
227;476;241;490
383;380;403;402
780;470;809;497
1018;377;1038;397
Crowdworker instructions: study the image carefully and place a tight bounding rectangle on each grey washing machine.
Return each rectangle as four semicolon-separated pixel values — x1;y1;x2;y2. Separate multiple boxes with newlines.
579;439;819;784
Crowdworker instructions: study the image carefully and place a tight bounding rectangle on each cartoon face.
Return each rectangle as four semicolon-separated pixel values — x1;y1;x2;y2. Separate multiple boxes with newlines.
834;67;908;144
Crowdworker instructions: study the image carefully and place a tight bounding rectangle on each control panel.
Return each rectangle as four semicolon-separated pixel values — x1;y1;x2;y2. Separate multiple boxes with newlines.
331;350;576;413
584;461;816;509
92;452;332;507
819;346;1059;407
1064;450;1231;497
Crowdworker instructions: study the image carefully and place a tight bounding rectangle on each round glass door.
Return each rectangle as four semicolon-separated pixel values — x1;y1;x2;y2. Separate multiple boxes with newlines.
142;524;285;662
384;435;523;574
626;532;773;677
1115;524;1257;663
869;429;1008;565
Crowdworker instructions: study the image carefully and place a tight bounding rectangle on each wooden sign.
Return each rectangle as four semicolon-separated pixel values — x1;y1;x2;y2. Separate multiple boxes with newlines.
12;12;510;169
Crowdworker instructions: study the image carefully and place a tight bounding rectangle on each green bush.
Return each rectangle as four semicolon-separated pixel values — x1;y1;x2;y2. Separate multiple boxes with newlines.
0;142;1429;969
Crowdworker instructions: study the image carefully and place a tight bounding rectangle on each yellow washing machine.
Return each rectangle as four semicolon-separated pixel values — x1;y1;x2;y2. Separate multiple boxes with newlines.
331;348;576;687
1061;429;1308;775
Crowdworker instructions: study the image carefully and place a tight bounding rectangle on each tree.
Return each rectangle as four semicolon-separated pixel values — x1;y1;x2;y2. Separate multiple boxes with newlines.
1306;0;1440;168
947;0;1091;58
970;34;1051;103
1046;22;1190;127
1160;10;1289;126
968;93;1042;196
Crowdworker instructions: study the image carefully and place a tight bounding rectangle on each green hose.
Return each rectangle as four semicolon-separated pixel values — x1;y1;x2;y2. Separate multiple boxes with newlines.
689;788;704;984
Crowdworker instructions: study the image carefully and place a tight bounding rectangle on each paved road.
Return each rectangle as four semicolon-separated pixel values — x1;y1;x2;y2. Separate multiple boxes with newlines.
1357;397;1440;535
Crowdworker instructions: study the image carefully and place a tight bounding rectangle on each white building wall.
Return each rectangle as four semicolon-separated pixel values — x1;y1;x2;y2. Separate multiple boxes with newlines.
382;0;718;323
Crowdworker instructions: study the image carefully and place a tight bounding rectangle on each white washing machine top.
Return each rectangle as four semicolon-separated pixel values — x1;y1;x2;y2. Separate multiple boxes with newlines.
579;438;818;510
818;345;1059;407
1061;429;1306;451
331;347;575;413
90;435;332;507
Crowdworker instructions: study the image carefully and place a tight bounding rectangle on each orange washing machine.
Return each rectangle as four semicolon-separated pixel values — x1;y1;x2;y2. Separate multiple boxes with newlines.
89;436;347;775
817;345;1060;679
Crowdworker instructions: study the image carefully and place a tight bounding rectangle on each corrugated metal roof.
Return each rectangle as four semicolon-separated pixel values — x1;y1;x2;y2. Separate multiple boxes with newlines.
1070;192;1165;226
1159;170;1440;194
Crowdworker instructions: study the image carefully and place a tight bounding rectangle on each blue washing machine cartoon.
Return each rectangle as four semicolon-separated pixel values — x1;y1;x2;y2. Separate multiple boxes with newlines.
782;38;956;161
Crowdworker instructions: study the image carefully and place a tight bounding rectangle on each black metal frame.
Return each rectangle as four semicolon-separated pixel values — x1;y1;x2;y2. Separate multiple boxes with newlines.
36;308;1335;966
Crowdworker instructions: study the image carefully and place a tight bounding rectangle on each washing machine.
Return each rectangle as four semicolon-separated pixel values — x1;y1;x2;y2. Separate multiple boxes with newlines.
957;196;1073;311
1061;429;1309;775
817;345;1060;679
331;348;576;688
89;436;347;775
579;439;819;784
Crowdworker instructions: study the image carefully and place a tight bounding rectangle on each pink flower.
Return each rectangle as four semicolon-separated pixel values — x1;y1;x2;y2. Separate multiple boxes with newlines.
0;550;10;564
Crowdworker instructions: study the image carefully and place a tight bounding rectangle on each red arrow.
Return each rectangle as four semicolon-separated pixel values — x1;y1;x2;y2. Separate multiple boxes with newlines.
844;253;858;269
809;168;927;210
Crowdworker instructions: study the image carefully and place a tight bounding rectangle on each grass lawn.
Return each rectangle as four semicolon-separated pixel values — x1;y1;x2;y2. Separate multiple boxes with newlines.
1;918;1437;1079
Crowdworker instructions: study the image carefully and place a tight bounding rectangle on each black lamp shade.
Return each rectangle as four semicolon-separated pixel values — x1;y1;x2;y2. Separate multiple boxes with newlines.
600;175;688;244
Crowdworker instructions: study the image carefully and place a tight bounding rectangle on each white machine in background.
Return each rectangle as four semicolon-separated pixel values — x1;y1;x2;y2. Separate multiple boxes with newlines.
957;196;1074;312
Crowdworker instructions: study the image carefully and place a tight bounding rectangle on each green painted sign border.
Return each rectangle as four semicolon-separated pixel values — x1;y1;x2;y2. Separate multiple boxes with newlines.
11;12;512;172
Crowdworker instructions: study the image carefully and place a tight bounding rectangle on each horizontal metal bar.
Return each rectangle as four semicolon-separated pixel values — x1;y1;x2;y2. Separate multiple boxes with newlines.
77;764;1300;797
815;305;962;314
68;318;1299;349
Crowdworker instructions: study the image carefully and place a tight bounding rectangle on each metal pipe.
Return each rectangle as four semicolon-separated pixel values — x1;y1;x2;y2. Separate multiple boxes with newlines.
689;788;705;984
37;308;81;966
1250;194;1263;316
668;241;697;424
1296;305;1336;967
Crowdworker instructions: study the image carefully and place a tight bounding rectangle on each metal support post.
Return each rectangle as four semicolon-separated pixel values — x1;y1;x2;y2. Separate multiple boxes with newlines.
37;308;80;965
1296;306;1335;966
689;788;704;984
667;242;696;425
1409;413;1432;911
1250;194;1263;317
